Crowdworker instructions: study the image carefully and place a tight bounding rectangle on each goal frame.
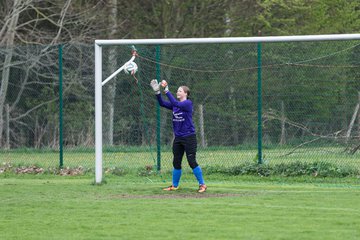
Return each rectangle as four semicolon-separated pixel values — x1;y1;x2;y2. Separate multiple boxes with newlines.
95;33;360;183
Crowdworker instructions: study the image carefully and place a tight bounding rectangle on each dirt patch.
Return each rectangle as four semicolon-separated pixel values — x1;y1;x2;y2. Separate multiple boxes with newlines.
111;192;257;199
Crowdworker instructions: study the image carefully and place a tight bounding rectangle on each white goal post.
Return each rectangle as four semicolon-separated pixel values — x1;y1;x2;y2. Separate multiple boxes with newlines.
94;33;360;184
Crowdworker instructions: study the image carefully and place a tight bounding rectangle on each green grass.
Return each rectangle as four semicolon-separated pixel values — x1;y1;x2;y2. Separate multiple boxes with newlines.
1;146;359;172
1;175;360;240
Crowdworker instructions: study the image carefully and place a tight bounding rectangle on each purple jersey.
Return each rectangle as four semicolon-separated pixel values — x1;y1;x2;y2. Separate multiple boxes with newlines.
156;92;196;137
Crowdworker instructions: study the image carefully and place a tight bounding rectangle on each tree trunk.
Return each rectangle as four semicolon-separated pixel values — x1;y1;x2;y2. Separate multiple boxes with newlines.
358;92;360;140
5;104;10;149
229;86;239;145
198;104;207;148
160;110;169;145
105;0;118;146
0;0;20;147
34;116;39;149
280;101;286;145
345;91;360;144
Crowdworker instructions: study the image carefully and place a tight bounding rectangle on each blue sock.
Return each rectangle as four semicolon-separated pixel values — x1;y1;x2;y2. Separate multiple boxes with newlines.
192;166;205;185
172;169;182;187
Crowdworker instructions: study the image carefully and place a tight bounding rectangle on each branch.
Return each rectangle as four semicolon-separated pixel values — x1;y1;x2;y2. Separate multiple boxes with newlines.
277;137;322;157
51;0;72;45
10;98;57;122
264;109;345;138
0;0;32;44
350;144;360;155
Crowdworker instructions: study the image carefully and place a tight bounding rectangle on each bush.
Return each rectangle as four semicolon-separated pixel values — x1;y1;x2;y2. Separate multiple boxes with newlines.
204;161;359;178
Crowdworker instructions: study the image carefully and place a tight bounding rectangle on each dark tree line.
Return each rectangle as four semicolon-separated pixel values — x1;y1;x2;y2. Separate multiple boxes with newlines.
0;0;359;149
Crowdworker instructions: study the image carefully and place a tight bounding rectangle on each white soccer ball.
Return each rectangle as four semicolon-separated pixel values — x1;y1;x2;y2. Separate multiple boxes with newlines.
124;62;138;75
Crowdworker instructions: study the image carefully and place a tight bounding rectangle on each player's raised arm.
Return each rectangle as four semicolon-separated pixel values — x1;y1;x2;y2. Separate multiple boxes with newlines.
150;79;172;110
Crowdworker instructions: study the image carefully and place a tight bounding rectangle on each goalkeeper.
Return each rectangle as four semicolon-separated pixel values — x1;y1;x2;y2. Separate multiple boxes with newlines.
150;79;207;193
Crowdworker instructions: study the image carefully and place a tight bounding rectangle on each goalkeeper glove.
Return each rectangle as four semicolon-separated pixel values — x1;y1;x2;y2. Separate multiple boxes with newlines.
161;80;169;93
150;79;160;94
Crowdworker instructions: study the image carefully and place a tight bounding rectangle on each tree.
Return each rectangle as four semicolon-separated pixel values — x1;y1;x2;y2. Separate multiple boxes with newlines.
0;1;107;148
104;0;119;146
253;0;360;36
0;0;21;147
1;0;360;150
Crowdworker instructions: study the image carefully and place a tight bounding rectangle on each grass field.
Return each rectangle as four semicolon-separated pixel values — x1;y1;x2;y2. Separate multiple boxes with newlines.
1;174;360;240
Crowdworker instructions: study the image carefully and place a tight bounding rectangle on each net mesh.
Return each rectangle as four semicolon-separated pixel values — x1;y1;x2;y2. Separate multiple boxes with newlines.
1;39;359;175
100;41;360;174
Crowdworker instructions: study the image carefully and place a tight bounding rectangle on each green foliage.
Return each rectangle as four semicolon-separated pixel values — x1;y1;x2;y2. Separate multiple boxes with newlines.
254;0;313;35
2;0;359;45
2;160;358;178
203;161;360;178
254;0;360;35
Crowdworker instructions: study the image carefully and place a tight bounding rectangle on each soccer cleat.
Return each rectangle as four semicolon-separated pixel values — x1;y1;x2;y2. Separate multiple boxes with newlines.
198;184;207;193
163;185;179;191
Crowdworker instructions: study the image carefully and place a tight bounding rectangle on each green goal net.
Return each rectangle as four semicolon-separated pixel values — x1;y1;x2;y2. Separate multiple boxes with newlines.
95;35;360;183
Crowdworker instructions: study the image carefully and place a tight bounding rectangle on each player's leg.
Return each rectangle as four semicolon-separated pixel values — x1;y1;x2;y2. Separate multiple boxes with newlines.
185;135;207;192
163;137;184;191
